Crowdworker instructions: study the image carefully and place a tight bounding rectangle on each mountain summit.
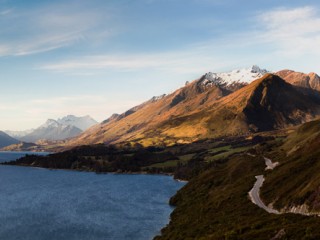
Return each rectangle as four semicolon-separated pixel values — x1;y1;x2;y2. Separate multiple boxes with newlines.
204;65;268;90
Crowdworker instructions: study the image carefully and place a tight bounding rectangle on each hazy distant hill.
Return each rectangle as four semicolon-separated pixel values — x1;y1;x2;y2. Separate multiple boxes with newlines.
0;131;19;148
1;142;39;152
4;129;34;139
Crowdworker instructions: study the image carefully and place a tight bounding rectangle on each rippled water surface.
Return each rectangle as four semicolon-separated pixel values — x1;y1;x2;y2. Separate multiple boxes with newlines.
0;152;185;240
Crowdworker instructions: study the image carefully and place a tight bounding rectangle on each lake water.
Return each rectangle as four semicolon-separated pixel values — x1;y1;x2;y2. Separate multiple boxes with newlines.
0;152;185;240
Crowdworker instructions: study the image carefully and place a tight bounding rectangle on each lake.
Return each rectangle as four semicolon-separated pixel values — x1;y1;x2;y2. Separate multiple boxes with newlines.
0;152;185;240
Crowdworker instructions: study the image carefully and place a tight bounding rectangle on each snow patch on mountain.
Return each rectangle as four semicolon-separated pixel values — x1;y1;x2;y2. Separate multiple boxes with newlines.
204;65;269;87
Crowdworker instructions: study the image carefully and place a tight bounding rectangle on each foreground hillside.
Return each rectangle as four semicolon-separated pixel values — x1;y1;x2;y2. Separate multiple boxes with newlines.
261;119;320;214
155;120;320;239
155;154;320;240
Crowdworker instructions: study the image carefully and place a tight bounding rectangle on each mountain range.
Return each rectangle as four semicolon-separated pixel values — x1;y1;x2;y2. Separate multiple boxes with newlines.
62;66;320;149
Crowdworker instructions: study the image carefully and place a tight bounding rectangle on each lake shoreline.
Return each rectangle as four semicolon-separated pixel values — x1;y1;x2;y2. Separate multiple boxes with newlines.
1;161;188;183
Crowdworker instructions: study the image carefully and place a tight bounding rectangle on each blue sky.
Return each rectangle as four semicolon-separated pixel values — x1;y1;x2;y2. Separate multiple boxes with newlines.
1;0;320;130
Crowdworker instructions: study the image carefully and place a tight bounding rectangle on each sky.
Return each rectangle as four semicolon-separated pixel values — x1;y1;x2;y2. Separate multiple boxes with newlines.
1;0;320;130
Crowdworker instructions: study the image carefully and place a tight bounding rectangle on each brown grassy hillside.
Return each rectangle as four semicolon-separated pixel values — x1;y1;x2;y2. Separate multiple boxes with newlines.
277;70;320;92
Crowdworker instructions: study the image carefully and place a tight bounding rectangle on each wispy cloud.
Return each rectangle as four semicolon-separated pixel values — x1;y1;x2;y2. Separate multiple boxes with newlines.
40;50;241;77
42;52;206;72
0;8;12;16
40;33;251;76
256;6;320;56
0;3;113;57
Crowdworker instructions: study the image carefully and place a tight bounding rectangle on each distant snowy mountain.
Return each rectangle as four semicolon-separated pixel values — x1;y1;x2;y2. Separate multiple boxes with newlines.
20;119;82;143
19;115;98;143
57;115;98;131
203;65;269;89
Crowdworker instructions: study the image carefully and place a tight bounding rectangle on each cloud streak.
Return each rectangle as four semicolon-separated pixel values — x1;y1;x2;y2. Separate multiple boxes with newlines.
0;8;12;16
256;6;320;56
41;51;227;73
0;3;113;57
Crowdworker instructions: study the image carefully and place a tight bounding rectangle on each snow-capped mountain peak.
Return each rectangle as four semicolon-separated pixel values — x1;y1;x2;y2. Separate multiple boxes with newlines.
204;65;269;87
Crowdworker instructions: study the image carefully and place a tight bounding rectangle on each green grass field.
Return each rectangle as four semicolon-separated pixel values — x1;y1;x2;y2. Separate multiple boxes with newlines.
205;145;252;162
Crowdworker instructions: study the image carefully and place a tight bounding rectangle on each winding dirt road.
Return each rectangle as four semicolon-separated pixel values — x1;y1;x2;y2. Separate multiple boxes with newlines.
248;156;279;214
248;156;320;216
248;175;279;214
